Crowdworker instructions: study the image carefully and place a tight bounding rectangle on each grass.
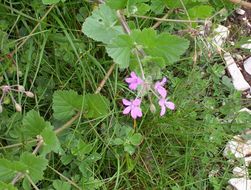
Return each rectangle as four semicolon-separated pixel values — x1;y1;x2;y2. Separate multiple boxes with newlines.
0;0;251;189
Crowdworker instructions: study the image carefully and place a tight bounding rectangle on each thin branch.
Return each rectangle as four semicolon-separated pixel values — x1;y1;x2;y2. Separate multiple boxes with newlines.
25;174;40;190
152;13;169;29
131;15;206;23
116;10;131;34
48;165;81;190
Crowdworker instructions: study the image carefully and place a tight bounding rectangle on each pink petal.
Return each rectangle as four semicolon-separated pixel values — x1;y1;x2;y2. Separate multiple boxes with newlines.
131;107;142;119
158;98;165;107
160;105;166;116
132;98;141;106
166;101;175;110
130;72;137;78
160;77;167;85
157;86;167;98
122;99;131;106
125;77;134;83
129;83;138;90
123;106;131;114
154;81;160;90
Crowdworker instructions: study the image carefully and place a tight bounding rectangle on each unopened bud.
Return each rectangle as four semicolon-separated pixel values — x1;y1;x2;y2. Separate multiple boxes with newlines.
17;85;25;92
150;104;156;113
0;105;3;113
15;103;22;112
25;91;34;98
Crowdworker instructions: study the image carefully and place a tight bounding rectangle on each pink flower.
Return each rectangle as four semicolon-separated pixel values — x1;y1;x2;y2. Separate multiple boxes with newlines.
154;77;167;98
122;98;142;119
125;72;143;90
158;98;175;116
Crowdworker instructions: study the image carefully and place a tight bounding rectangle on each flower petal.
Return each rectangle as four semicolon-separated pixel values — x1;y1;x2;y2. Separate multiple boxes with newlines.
125;77;134;83
166;101;175;110
131;107;142;119
160;77;167;85
130;72;137;78
129;83;138;90
122;99;131;106
157;86;167;98
133;98;141;106
160;105;166;116
158;98;165;107
123;106;131;114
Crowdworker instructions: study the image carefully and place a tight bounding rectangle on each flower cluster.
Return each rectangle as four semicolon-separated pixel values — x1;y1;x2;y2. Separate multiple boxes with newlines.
122;72;175;119
0;85;34;113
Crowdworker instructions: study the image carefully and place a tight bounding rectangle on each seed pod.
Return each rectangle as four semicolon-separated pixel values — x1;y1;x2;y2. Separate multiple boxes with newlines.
25;91;34;98
150;103;156;113
15;103;22;112
17;85;25;92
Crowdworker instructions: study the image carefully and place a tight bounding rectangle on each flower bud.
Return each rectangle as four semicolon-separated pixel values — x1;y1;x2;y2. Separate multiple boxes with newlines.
17;85;25;92
15;103;22;112
0;105;3;113
25;91;34;98
150;103;156;113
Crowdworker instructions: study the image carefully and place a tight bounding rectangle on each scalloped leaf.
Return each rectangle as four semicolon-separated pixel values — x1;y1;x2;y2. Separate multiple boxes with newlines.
53;90;83;120
82;4;123;44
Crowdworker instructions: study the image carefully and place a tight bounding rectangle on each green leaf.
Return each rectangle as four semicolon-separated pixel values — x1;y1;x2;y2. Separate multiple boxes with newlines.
84;94;110;118
20;152;48;183
0;182;17;190
53;90;83;120
188;5;213;19
128;133;143;145
82;4;123;44
53;180;71;190
132;28;189;65
0;159;26;181
107;0;127;9
40;125;60;156
124;144;136;155
22;110;47;138
112;138;124;145
42;0;60;4
106;34;134;68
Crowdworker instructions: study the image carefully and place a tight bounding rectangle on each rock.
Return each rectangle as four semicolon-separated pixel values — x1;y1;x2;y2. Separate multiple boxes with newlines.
212;25;229;48
236;8;246;15
244;57;251;75
224;53;250;91
233;166;248;177
241;39;251;51
224;135;251;159
228;178;251;190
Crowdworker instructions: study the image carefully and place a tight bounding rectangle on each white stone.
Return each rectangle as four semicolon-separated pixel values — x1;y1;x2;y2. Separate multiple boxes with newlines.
224;53;250;91
236;8;246;15
229;178;251;190
233;166;248;177
212;25;229;48
244;57;251;75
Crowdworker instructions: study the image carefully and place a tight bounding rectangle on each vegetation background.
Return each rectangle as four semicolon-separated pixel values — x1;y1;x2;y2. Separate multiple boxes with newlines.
0;0;251;189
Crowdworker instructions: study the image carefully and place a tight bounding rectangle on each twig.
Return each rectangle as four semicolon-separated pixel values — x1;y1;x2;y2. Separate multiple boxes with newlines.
25;174;40;190
152;13;169;29
48;165;81;190
95;63;115;94
54;112;81;135
131;15;206;23
229;0;251;8
0;139;37;150
116;10;131;34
